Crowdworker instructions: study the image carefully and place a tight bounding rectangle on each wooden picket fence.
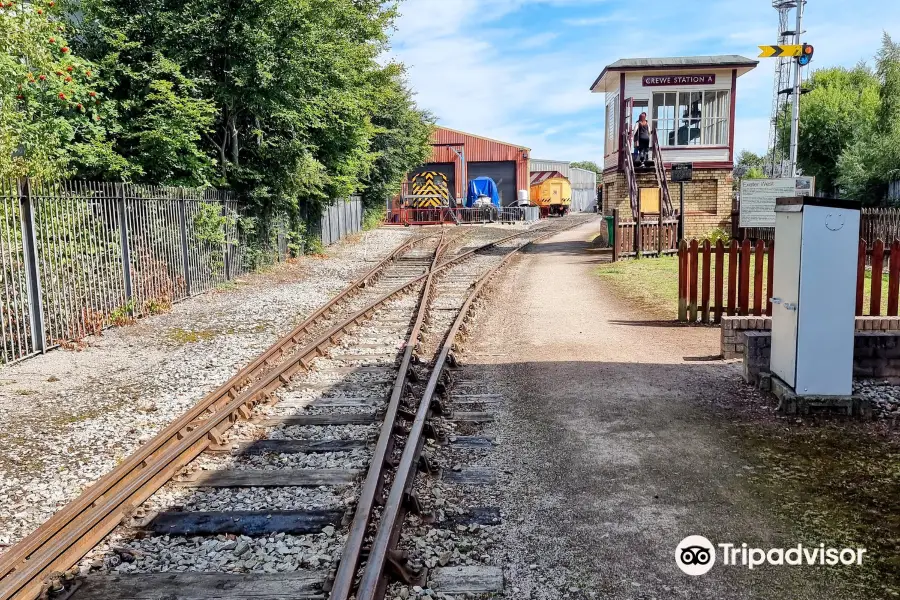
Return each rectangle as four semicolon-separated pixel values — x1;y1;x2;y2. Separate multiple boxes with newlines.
611;208;679;261
678;238;900;323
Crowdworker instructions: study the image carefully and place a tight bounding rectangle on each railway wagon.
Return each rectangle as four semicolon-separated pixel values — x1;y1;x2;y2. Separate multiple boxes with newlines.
530;170;572;217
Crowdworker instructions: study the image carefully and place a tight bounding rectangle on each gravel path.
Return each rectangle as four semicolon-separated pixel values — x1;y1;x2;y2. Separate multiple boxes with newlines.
455;218;858;600
0;226;413;552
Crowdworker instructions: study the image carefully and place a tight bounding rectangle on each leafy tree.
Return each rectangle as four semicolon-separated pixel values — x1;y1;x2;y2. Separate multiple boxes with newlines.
733;150;766;179
359;64;434;209
876;31;900;125
786;65;880;194
0;0;124;180
153;0;397;215
71;6;218;186
570;160;602;174
732;150;766;194
837;34;900;203
8;0;436;231
81;0;432;221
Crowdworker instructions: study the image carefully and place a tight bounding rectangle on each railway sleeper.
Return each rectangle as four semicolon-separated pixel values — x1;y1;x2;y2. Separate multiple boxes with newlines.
140;509;344;537
68;571;328;600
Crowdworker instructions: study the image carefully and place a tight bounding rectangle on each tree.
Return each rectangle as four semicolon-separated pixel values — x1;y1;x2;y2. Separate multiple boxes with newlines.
837;34;900;203
359;65;434;209
733;150;765;179
71;5;218;186
0;0;125;180
732;150;766;194
160;0;396;215
785;65;880;194
80;0;432;221
571;160;601;174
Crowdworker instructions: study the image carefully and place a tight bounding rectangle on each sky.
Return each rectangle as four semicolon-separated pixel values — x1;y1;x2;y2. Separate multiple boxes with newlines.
388;0;900;165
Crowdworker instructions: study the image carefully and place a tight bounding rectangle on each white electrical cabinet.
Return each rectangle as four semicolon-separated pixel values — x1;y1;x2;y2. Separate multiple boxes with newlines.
770;197;860;396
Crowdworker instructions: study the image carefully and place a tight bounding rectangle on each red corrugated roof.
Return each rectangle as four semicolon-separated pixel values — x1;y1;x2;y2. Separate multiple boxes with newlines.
530;171;568;186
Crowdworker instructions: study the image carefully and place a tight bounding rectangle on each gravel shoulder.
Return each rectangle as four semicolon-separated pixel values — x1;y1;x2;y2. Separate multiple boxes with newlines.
0;226;416;552
459;217;885;599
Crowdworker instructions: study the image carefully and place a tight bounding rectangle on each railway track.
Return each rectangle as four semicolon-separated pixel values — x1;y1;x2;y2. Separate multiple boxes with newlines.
0;216;591;600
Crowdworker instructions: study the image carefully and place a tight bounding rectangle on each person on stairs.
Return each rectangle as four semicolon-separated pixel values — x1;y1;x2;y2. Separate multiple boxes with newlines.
635;112;651;167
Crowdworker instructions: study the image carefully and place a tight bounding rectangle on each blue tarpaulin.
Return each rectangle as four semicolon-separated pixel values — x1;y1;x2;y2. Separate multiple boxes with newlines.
466;177;501;208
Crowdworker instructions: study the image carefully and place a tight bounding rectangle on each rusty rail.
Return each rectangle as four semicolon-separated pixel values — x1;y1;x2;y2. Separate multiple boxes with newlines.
0;234;435;600
328;234;446;600
0;224;553;600
356;221;582;600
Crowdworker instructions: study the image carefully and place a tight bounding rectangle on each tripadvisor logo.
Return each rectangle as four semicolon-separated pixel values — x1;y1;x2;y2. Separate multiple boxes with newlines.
676;536;716;576
675;536;867;576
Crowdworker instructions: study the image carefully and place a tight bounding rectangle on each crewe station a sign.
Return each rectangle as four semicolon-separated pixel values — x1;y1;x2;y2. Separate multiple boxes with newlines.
642;74;716;86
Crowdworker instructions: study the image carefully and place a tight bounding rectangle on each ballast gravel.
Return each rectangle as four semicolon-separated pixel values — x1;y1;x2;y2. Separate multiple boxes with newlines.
141;485;351;513
79;530;346;575
853;379;900;420
0;226;413;553
186;448;373;472
267;423;380;441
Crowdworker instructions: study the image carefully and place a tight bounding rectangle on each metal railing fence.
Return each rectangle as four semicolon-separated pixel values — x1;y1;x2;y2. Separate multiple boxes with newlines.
498;206;540;223
0;179;290;365
385;206;541;226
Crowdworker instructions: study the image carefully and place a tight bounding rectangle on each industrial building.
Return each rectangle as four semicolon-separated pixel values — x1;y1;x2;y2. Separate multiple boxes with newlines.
529;159;598;213
407;127;531;207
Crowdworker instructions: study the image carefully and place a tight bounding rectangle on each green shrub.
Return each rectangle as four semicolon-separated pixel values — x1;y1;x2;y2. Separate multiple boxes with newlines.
305;236;326;256
362;206;386;231
704;227;731;244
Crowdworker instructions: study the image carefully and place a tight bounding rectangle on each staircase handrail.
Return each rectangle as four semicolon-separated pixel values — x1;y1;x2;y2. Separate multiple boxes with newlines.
651;129;674;216
622;125;639;220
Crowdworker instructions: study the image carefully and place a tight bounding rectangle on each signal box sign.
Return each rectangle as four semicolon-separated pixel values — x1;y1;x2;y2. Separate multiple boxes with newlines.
642;74;716;87
671;163;693;183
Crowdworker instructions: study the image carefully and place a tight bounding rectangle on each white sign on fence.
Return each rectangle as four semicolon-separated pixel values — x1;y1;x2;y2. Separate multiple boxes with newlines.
739;177;816;228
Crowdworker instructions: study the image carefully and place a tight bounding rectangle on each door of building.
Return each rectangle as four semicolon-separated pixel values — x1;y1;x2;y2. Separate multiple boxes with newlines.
467;161;517;207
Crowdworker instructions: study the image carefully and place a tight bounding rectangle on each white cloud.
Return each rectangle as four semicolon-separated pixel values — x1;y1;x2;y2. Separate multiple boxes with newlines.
389;0;900;166
563;12;634;27
517;32;560;49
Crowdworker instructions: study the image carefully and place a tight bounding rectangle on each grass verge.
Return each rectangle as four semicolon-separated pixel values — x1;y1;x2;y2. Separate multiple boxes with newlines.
595;256;680;317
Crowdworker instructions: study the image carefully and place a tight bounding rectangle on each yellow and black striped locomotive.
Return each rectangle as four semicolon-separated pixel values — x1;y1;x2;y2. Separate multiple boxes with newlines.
405;171;453;208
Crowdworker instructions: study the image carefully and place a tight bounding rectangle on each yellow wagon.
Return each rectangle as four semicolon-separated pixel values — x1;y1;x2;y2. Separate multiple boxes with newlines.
529;171;571;217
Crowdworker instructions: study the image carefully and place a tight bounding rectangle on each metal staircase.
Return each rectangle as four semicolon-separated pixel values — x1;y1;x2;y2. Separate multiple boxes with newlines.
651;130;674;216
622;101;673;219
622;126;639;220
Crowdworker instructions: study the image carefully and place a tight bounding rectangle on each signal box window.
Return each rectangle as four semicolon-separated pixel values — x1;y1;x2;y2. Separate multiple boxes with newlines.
652;91;729;147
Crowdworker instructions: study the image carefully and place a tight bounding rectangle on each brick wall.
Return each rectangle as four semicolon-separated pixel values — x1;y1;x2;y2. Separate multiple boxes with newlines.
602;171;627;216
602;167;732;237
741;330;900;385
853;333;900;379
722;316;900;359
742;331;771;386
680;168;733;238
721;317;772;358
